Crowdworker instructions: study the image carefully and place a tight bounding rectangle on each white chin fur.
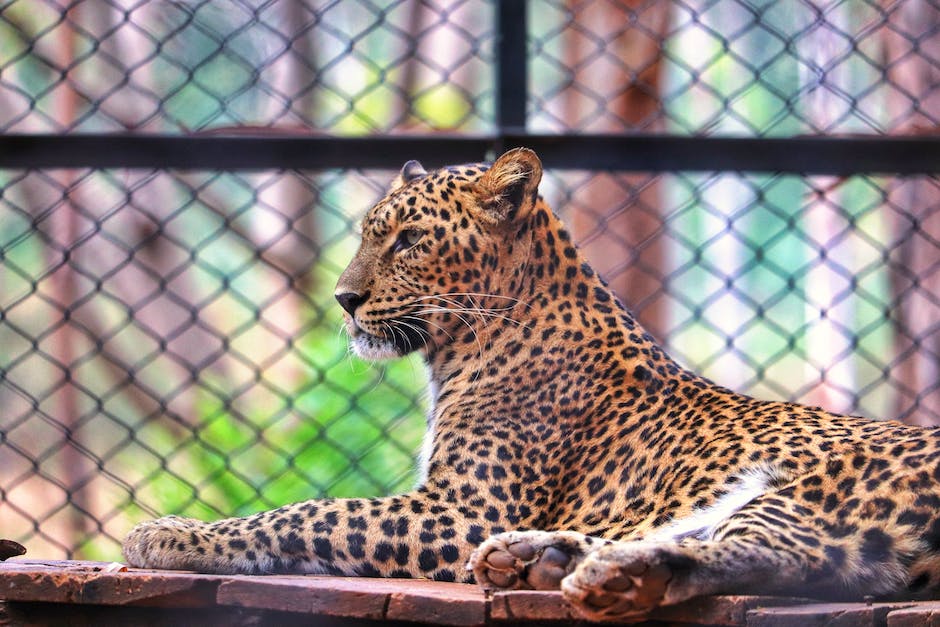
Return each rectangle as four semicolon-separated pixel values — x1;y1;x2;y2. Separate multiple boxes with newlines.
350;333;401;361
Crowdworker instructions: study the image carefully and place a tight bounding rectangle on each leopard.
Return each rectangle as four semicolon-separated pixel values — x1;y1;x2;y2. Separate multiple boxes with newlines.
123;147;940;621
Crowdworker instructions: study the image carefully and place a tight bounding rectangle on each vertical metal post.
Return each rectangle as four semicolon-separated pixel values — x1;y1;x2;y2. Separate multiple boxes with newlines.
495;0;528;152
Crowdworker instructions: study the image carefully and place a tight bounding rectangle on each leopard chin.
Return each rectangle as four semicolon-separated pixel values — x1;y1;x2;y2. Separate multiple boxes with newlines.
349;332;403;360
348;319;426;360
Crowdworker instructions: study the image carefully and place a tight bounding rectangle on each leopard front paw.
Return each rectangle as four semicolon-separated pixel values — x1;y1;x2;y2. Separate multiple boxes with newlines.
122;515;205;571
467;530;597;590
561;543;676;620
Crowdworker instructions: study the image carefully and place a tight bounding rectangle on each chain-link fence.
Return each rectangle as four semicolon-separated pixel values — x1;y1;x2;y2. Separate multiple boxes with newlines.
1;0;939;562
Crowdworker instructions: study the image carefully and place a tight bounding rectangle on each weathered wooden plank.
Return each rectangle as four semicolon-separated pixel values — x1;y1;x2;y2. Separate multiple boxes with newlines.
489;590;578;622
217;575;486;626
654;596;815;626
887;602;940;627
0;560;220;608
216;576;387;619
9;560;940;627
385;578;486;626
747;601;922;627
0;601;369;627
490;592;813;626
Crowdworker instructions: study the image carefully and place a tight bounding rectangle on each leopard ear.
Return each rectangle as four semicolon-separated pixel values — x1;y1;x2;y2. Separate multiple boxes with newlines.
475;148;542;225
388;160;428;191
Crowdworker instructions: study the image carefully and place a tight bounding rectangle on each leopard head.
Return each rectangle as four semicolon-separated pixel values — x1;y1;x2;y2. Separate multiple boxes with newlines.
335;147;543;360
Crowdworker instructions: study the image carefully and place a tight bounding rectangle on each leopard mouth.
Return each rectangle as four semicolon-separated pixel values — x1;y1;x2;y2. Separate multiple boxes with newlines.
347;317;427;360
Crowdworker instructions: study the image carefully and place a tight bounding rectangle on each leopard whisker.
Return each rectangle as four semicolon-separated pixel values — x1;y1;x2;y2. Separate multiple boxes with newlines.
401;315;454;344
396;317;435;347
339;320;375;372
408;306;525;327
408;306;496;333
412;292;528;312
411;294;530;329
406;307;486;381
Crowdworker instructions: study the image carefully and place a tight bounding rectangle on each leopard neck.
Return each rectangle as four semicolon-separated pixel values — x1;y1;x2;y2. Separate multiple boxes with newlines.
425;202;686;412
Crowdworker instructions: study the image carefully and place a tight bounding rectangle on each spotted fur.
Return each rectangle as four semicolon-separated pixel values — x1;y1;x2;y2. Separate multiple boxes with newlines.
124;148;940;620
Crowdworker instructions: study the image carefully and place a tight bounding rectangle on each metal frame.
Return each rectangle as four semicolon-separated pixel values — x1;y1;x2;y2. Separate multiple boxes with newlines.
1;1;939;174
2;133;940;173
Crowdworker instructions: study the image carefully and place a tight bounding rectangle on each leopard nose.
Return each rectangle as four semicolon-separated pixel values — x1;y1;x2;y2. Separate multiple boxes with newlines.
335;290;368;316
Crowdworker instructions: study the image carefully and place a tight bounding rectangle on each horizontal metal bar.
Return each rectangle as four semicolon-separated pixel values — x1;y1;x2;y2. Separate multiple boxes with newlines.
1;133;940;174
512;134;940;175
0;134;493;171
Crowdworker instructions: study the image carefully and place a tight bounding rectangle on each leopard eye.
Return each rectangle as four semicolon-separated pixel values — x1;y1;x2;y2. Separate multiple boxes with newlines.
393;228;424;253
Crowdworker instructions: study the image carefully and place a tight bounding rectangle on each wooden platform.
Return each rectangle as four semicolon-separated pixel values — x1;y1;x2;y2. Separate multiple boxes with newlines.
2;559;940;626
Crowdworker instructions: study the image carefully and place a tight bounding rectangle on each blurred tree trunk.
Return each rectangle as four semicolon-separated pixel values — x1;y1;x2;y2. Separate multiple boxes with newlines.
400;0;482;131
68;0;211;430
0;2;83;559
47;2;89;555
562;1;670;341
252;0;321;391
883;1;940;426
798;6;858;414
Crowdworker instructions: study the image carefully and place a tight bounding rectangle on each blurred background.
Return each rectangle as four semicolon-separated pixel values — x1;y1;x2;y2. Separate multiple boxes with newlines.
1;0;939;562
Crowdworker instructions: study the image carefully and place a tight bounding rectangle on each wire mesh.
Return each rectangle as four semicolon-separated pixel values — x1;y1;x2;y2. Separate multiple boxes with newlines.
1;0;939;562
